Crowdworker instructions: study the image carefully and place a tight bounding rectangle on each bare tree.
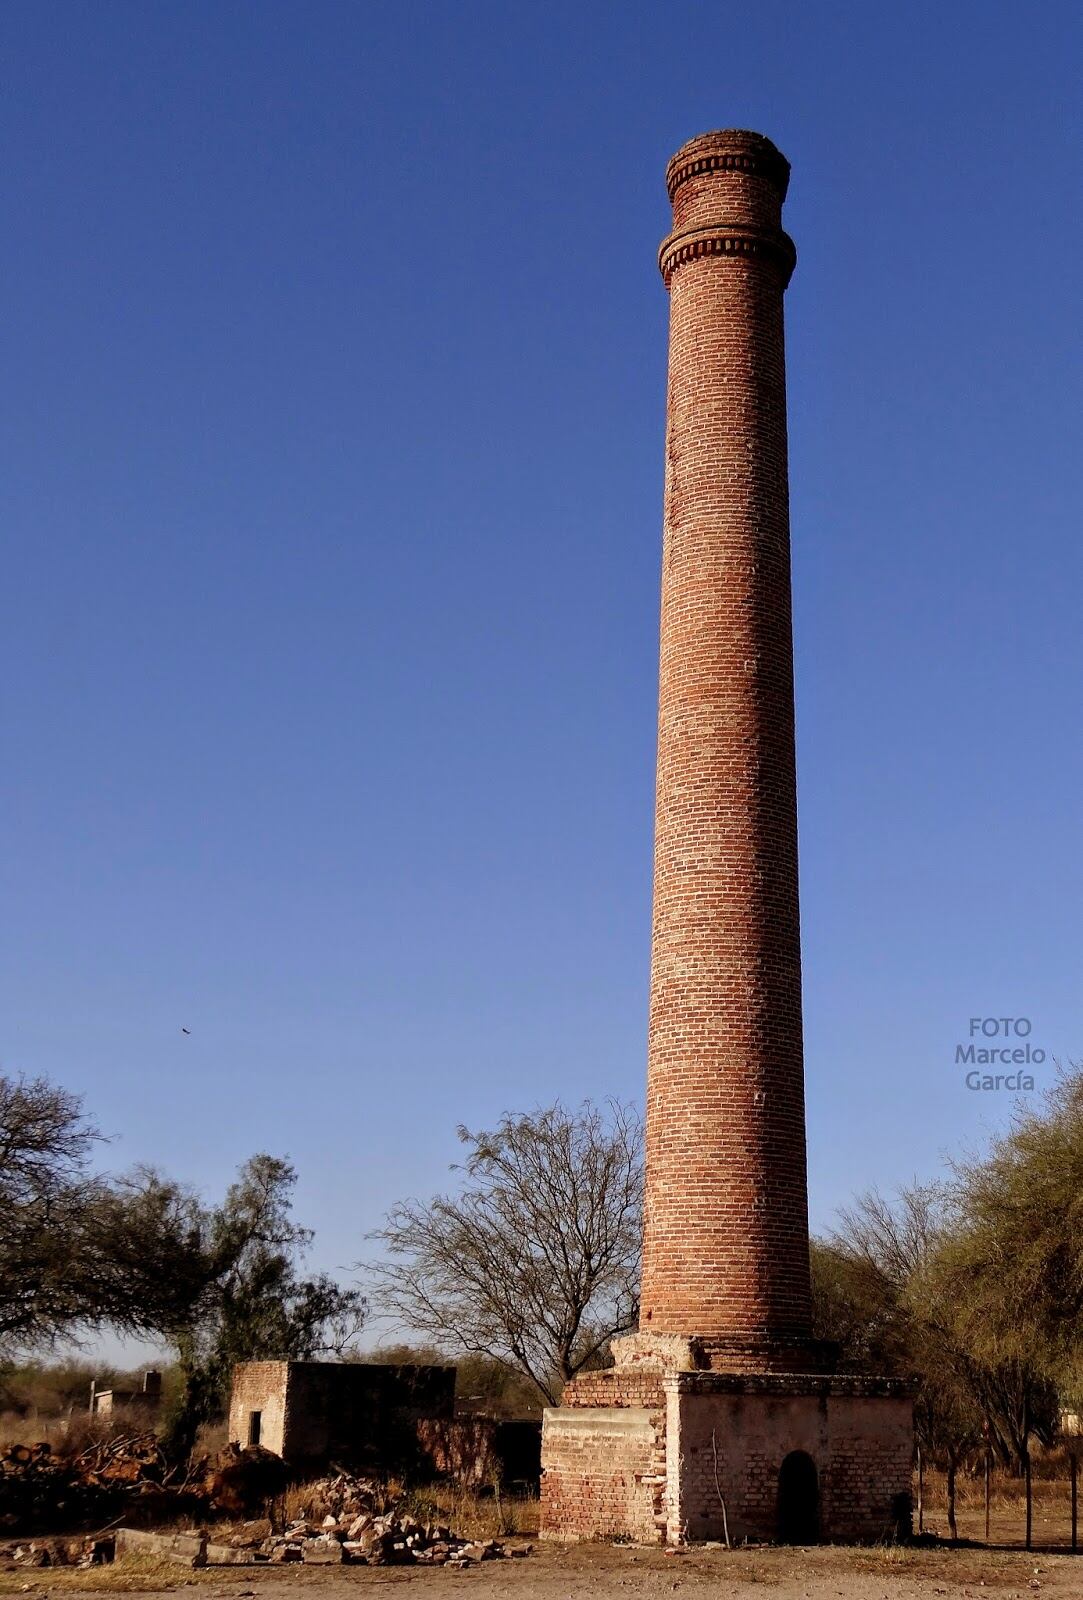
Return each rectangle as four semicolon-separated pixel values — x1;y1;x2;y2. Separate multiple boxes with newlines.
366;1100;642;1404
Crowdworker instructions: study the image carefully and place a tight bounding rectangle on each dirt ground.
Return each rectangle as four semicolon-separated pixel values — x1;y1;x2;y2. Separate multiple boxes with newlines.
3;1541;1081;1600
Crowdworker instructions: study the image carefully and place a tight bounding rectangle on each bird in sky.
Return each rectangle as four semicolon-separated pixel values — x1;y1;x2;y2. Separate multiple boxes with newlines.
181;1027;191;1035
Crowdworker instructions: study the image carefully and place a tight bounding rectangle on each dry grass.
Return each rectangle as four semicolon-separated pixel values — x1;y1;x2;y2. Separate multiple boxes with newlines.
0;1412;72;1450
280;1478;539;1542
0;1555;308;1593
916;1466;1081;1548
399;1483;540;1540
0;1555;260;1594
0;1408;154;1457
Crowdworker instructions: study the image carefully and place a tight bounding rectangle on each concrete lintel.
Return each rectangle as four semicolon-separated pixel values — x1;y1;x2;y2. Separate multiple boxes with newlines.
542;1406;654;1436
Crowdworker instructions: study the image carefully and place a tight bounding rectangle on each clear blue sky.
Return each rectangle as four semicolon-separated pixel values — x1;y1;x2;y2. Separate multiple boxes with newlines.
3;2;1081;1325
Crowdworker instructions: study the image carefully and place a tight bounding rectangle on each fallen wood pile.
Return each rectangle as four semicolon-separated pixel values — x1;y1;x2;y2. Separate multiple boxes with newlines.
0;1434;285;1536
0;1434;182;1534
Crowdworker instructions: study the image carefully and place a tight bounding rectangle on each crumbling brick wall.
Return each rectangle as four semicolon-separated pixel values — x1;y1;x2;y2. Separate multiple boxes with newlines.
416;1418;542;1488
560;1370;665;1409
228;1362;455;1472
416;1418;498;1485
541;1371;667;1543
540;1409;665;1544
227;1361;290;1457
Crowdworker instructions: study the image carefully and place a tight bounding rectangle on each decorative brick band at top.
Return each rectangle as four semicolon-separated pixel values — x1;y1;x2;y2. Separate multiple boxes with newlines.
658;224;797;288
665;142;791;203
670;1370;916;1399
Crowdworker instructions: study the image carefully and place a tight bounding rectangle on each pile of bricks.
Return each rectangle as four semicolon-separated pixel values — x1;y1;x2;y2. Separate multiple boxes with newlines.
0;1535;115;1570
261;1511;512;1566
268;1472;522;1565
110;1473;529;1569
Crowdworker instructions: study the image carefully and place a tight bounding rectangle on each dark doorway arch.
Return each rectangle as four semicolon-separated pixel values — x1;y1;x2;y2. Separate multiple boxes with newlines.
777;1450;819;1544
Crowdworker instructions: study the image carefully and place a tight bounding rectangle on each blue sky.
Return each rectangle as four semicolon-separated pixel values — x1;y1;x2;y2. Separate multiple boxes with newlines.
3;1;1081;1346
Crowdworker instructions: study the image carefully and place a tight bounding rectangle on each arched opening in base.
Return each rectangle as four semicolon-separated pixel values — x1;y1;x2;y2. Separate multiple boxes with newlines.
777;1450;819;1544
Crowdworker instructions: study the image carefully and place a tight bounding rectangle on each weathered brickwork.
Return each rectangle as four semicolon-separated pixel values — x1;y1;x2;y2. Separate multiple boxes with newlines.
228;1360;454;1471
228;1361;291;1457
540;1407;667;1544
415;1417;541;1488
642;129;810;1348
560;1369;665;1409
668;1377;913;1545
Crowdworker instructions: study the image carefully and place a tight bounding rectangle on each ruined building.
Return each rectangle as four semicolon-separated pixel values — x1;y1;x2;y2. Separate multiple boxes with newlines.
539;131;913;1545
228;1361;541;1487
89;1370;162;1419
229;1361;455;1472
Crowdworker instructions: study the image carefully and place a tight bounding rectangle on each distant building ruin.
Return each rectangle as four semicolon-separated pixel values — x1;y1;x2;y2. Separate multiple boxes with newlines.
228;1360;542;1487
89;1369;162;1419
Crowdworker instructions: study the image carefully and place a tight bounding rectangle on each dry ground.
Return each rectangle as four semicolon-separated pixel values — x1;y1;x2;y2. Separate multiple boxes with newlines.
3;1475;1080;1600
1;1541;1080;1600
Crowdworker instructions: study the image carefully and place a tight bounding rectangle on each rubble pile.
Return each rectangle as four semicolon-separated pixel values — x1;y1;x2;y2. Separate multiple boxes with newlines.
262;1512;511;1566
1;1534;115;1571
251;1472;525;1566
0;1452;529;1567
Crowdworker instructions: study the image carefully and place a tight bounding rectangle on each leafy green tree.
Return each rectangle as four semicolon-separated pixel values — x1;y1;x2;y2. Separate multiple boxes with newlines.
820;1178;1058;1491
940;1068;1083;1400
93;1154;366;1457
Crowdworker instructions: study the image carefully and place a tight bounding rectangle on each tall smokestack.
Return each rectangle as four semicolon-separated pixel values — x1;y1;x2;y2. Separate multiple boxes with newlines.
540;135;913;1549
639;130;812;1365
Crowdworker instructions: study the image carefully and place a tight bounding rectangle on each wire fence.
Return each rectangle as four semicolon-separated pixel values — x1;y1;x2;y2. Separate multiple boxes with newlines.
915;1448;1081;1551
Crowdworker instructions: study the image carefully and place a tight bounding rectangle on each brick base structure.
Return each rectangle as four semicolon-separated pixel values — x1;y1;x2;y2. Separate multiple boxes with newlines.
541;1345;913;1545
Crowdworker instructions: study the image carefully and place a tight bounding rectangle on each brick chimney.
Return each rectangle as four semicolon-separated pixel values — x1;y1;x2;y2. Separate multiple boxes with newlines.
639;131;812;1365
539;135;913;1549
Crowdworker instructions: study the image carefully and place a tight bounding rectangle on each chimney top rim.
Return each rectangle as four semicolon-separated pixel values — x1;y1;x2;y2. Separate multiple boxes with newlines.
666;130;791;202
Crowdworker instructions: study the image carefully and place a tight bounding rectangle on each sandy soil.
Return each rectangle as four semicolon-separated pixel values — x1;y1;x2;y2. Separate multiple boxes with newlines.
4;1541;1080;1600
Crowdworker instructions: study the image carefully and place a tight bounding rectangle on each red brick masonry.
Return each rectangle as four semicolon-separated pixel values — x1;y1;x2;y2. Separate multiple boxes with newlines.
542;1371;913;1545
642;129;810;1351
539;130;914;1544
